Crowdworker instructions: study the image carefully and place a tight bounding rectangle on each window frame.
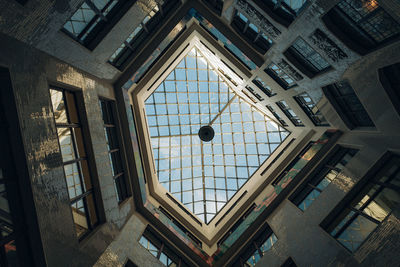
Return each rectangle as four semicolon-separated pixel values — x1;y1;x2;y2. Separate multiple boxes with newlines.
322;81;374;129
284;37;331;78
253;77;276;97
290;145;358;211
62;0;137;50
264;63;297;90
99;98;131;203
231;11;273;55
321;152;400;253
266;105;288;127
49;86;102;240
276;100;304;127
293;92;329;127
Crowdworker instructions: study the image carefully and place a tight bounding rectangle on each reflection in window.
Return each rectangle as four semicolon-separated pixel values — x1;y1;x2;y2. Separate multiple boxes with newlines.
276;100;304;126
50;88;99;239
291;147;358;211
322;81;374;129
294;92;329;126
245;232;277;266
145;47;290;223
231;11;273;54
253;76;276;97
100;99;130;203
235;224;277;266
265;63;297;90
63;0;133;49
325;154;400;252
323;0;400;54
285;38;330;77
266;105;288;127
139;227;189;266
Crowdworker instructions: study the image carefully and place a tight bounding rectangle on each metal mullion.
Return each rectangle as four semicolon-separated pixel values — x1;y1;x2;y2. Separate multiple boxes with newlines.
251;106;260;168
238;97;251;180
104;123;116;128
184;55;192;203
112;172;124;180
56;123;80;128
349;207;381;225
307;183;323;193
226;101;235;202
62;157;86;166
84;0;108;21
69;189;93;204
209;95;237;126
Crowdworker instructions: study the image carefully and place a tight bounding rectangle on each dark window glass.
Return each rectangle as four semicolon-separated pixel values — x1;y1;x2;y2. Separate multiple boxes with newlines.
323;81;374;129
245;86;264;101
324;154;400;252
291;146;358;211
202;0;224;15
281;257;297;267
109;0;180;69
243;229;277;266
266;105;288;127
284;38;331;78
276;100;304;126
252;0;308;27
125;259;138;267
322;0;400;54
139;226;191;266
231;11;273;54
265;63;297;90
100;99;130;203
378;62;400;116
253;77;276;97
50;88;100;239
63;0;136;50
294;92;329;126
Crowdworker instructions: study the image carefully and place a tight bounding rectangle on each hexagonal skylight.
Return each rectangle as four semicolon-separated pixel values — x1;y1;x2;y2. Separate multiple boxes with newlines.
144;46;290;223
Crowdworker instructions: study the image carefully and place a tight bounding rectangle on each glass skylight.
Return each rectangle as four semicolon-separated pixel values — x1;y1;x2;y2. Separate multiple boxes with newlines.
145;47;290;223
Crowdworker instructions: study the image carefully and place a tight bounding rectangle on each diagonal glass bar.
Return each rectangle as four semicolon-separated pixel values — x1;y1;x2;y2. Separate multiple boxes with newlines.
145;46;290;223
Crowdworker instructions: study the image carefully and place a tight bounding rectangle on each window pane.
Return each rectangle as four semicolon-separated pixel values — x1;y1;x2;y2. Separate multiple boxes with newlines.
58;128;76;162
71;199;89;238
50;89;67;124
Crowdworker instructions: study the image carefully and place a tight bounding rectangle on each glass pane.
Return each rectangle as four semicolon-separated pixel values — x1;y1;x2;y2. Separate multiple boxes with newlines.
57;128;76;162
260;233;277;254
71;199;89;238
0;169;14;239
64;162;82;199
362;187;400;222
50;89;67;124
337;215;377;252
298;188;320;211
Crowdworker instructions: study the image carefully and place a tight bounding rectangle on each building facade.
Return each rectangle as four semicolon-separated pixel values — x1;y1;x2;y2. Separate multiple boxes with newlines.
0;0;399;266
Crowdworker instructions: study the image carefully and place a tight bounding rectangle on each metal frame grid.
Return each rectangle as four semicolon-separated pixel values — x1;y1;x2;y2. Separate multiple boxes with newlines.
63;0;118;43
271;0;308;16
294;92;329;126
327;155;400;252
290;38;330;72
50;88;99;239
276;100;304;127
337;0;400;44
144;47;290;223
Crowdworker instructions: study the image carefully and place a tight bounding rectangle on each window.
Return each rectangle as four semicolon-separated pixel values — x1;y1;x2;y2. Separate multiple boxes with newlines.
202;0;224;15
322;0;400;54
294;92;329;126
253;77;276;97
265;63;297;90
322;81;374;129
125;259;138;267
276;100;304;126
272;142;314;186
231;11;273;54
49;88;100;239
139;226;190;266
245;86;264;102
252;0;308;27
378;63;400;116
218;204;256;247
109;0;179;69
266;105;288;127
284;38;331;78
323;154;400;252
290;146;358;211
234;224;277;267
63;0;136;50
100;99;130;203
281;257;297;267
